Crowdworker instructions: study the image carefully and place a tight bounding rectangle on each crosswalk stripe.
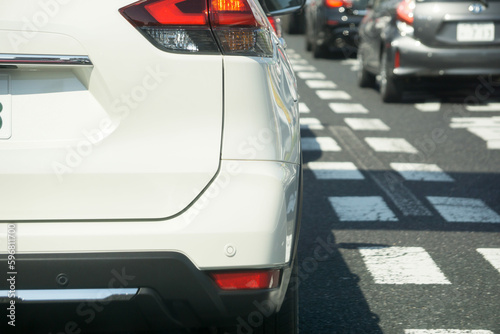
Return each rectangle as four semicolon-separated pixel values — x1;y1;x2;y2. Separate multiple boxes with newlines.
292;65;316;72
329;196;398;221
290;59;308;65
465;103;500;112
477;248;500;274
414;101;441;112
344;118;390;131
365;137;419;153
427;197;500;223
305;80;338;89
329;103;369;114
450;117;500;150
316;90;352;100
405;330;493;334
300;118;324;130
299;102;311;113
297;72;326;79
359;247;451;284
390;163;454;182
308;162;364;180
301;137;342;151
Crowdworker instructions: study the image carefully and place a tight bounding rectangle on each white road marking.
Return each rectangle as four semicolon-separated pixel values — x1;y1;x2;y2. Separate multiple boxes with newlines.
299;102;311;114
344;118;390;131
365;137;419;153
330;126;432;217
405;330;493;334
477;248;500;274
451;117;500;150
292;65;316;72
297;72;326;79
287;53;302;59
359;247;451;284
390;163;454;182
290;59;308;65
414;101;441;112
300;118;324;130
329;196;398;221
286;49;296;54
308;162;364;180
329;103;369;114
301;137;342;151
465;103;500;112
305;80;338;89
316;90;352;100
427;197;500;223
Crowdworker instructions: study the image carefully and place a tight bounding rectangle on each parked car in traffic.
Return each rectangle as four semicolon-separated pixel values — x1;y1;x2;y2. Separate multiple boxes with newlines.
0;0;303;332
357;0;500;102
305;0;370;57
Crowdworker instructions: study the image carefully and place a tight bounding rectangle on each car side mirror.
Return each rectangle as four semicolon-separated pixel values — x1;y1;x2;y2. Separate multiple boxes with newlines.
259;0;305;16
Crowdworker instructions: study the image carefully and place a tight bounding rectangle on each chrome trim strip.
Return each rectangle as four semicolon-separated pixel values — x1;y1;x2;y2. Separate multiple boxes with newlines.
0;54;93;67
0;288;138;302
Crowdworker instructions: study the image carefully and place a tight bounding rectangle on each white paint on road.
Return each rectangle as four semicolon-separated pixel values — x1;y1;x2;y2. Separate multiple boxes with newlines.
405;330;493;334
344;118;390;131
297;72;326;79
305;80;337;89
390;163;454;182
292;65;316;72
300;118;324;130
365;137;419;153
290;59;308;65
465;103;500;112
427;197;500;223
301;137;342;151
329;103;369;114
308;162;364;180
316;90;352;100
451;117;500;150
477;248;500;274
359;247;451;284
329;196;398;221
299;102;311;114
414;101;441;112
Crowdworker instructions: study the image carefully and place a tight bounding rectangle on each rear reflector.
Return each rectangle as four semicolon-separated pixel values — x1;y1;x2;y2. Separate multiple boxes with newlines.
394;49;400;68
120;0;273;56
325;0;352;8
210;270;280;290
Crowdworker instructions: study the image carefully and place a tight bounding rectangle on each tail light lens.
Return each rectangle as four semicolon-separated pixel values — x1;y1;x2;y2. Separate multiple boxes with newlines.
325;0;352;8
120;0;273;56
396;0;415;25
210;270;280;290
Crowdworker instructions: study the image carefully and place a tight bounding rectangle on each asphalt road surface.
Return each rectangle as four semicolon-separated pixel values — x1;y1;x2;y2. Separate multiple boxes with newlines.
287;33;500;334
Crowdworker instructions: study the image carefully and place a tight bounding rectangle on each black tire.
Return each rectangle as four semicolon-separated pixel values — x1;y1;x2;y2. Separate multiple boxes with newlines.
357;50;375;88
379;50;402;102
312;38;327;58
305;36;312;51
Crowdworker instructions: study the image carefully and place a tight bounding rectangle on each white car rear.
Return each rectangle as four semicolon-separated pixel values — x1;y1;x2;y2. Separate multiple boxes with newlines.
0;0;303;332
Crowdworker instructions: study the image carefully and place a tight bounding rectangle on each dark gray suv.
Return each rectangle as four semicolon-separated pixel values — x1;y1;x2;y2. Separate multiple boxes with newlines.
357;0;500;102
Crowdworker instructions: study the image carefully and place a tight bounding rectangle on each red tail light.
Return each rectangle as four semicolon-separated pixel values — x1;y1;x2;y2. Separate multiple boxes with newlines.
394;49;400;68
396;0;415;25
325;0;352;8
119;0;273;56
210;270;280;290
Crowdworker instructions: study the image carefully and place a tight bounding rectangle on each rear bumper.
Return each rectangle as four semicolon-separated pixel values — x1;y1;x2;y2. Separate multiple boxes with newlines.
392;36;500;77
0;252;293;332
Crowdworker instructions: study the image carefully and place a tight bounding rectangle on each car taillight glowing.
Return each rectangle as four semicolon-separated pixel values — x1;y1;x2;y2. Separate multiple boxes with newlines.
396;0;415;25
210;270;280;290
325;0;352;8
119;0;273;56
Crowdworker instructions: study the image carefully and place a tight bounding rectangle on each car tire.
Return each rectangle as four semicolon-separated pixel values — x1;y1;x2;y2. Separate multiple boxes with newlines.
379;50;402;102
306;36;312;51
312;39;327;58
357;50;375;88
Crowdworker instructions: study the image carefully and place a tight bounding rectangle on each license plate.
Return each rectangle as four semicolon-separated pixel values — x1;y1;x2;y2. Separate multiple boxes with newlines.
457;22;495;42
0;75;12;140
